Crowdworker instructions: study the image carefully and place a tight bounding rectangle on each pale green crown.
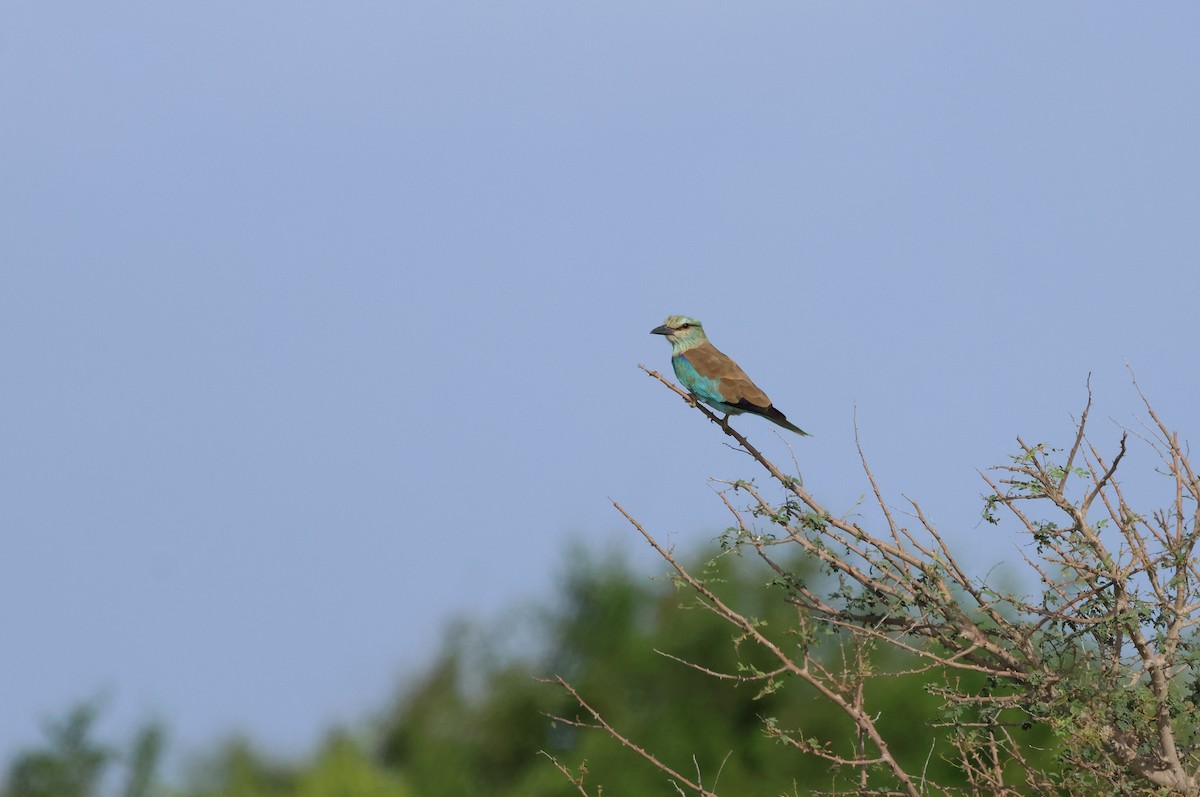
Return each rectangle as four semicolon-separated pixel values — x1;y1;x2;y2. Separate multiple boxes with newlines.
660;315;709;353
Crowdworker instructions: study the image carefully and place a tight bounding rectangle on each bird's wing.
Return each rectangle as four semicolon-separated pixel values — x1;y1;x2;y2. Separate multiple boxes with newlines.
683;342;773;410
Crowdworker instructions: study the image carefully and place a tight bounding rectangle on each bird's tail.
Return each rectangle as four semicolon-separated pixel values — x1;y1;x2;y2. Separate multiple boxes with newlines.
778;419;811;436
762;406;810;436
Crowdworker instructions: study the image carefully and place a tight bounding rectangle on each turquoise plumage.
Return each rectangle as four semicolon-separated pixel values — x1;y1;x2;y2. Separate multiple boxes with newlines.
651;315;809;436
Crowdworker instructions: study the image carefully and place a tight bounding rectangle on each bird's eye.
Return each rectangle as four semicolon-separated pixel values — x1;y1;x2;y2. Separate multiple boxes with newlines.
679;323;691;329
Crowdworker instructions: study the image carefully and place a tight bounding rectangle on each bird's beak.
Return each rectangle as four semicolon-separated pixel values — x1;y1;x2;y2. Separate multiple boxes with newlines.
650;325;673;336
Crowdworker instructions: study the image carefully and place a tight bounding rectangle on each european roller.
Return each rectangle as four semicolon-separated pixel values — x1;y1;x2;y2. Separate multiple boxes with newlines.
651;315;809;436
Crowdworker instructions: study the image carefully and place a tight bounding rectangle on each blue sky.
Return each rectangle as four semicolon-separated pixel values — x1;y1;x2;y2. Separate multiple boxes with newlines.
4;2;1200;770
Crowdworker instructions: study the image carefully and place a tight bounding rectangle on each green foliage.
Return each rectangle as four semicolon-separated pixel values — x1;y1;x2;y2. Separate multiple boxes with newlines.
3;704;112;797
180;733;415;797
372;546;824;795
122;725;164;797
374;544;1062;795
2;704;167;797
0;544;1067;796
294;736;410;797
185;738;300;797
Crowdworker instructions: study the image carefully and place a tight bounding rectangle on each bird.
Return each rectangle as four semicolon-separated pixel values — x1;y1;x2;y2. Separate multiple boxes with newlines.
651;315;809;436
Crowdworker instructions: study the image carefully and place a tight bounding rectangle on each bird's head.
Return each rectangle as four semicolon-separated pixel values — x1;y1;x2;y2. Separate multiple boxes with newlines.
650;315;708;351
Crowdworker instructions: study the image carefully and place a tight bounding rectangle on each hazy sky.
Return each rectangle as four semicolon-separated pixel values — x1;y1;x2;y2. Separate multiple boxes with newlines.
4;2;1199;771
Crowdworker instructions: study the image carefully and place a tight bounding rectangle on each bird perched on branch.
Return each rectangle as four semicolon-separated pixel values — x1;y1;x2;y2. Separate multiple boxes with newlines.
651;315;809;436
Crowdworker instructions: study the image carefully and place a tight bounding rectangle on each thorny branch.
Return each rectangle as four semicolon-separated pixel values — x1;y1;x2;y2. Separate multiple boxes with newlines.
540;675;720;797
543;366;1200;795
